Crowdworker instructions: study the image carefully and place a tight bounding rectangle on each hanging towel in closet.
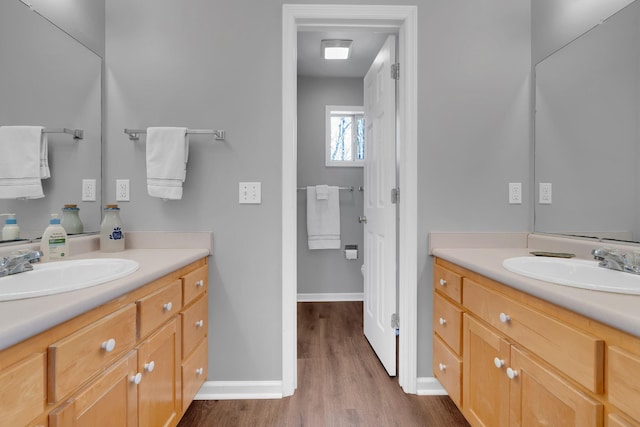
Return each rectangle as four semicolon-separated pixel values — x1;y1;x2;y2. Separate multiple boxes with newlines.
0;125;49;199
307;185;341;249
146;127;189;200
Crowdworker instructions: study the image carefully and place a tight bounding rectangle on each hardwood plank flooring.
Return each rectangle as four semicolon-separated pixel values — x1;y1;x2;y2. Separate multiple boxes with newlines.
178;302;469;426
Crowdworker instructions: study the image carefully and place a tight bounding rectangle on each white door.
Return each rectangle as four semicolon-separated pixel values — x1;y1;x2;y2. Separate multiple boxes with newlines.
363;35;397;376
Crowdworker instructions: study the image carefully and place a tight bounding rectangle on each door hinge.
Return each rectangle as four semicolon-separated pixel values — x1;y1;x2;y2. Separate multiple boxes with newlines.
391;188;400;204
391;313;399;329
391;63;400;80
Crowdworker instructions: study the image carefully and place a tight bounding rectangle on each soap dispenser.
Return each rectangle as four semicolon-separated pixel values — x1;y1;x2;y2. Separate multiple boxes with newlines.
41;213;69;261
1;214;20;241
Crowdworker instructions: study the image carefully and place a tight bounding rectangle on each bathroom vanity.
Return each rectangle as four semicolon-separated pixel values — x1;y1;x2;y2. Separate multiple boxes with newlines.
0;236;210;427
432;247;640;427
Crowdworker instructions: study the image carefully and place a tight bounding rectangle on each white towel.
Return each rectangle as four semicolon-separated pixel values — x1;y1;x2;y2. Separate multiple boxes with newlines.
146;127;189;200
307;185;341;250
315;184;329;200
0;126;49;199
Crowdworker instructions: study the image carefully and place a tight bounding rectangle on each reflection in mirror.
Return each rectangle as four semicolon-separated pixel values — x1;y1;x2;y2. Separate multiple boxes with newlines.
535;0;640;242
0;1;101;243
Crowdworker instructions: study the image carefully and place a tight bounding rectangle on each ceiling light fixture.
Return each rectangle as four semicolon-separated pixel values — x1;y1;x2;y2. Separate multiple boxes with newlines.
321;39;353;60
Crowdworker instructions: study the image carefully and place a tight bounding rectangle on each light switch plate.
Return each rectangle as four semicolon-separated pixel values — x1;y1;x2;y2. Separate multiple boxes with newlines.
239;182;261;204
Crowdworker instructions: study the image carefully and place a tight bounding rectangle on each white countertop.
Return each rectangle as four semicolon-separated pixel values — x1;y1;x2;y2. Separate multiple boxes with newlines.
0;233;211;350
432;247;640;338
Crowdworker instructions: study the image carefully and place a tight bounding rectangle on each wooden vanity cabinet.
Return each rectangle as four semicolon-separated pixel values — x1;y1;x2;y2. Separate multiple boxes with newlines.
434;257;640;427
0;257;208;427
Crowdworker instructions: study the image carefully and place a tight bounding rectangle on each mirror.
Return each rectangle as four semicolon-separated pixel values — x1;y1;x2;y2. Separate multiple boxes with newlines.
534;0;640;242
0;0;102;242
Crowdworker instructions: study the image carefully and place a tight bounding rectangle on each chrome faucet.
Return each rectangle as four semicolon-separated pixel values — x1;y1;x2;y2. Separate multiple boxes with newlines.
592;247;640;275
0;249;42;277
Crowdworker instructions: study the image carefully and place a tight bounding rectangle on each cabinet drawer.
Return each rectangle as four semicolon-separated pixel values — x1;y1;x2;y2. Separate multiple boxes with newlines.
463;278;604;393
182;265;208;306
433;292;462;355
137;279;183;339
608;346;640;421
182;337;208;412
182;293;208;359
434;264;462;303
433;335;461;406
609;413;640;427
49;304;136;402
0;353;46;427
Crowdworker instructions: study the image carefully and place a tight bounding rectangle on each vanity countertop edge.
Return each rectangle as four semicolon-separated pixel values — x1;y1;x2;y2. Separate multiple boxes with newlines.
432;247;640;338
0;233;211;350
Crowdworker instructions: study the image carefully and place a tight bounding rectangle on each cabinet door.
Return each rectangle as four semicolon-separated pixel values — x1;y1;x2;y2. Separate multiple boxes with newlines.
49;351;138;427
0;353;46;427
138;318;180;427
509;347;603;427
463;315;510;427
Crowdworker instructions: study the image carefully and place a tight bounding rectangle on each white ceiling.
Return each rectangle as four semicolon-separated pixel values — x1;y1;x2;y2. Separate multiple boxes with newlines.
297;30;393;78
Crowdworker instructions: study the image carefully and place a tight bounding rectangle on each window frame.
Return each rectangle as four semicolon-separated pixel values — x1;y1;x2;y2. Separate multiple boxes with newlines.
325;105;365;167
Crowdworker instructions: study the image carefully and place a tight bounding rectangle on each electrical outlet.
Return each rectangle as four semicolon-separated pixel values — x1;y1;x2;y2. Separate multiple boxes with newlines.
508;183;522;204
116;179;130;202
239;182;261;204
82;179;96;201
539;183;552;204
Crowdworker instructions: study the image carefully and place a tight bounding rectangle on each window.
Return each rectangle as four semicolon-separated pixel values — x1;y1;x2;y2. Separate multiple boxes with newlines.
325;105;365;167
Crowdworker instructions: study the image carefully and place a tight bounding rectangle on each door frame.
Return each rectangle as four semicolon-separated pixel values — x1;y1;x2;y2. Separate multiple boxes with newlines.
281;4;418;396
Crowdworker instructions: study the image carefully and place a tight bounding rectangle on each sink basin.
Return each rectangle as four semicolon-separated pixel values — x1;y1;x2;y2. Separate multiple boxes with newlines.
502;256;640;295
0;258;139;301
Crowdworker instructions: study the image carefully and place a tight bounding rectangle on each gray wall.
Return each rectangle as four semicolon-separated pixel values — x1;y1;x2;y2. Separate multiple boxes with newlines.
297;77;364;296
532;0;635;64
29;0;105;56
105;0;531;383
418;0;531;375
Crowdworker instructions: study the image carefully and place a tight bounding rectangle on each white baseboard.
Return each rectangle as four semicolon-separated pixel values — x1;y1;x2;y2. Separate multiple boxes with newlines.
195;381;284;400
297;292;364;302
196;377;445;400
416;377;447;396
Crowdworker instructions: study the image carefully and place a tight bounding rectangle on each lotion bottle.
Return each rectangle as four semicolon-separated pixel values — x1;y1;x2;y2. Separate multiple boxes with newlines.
41;214;69;261
2;214;19;241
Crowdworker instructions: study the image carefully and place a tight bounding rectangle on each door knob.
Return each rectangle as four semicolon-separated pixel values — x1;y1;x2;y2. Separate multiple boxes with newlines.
358;216;367;224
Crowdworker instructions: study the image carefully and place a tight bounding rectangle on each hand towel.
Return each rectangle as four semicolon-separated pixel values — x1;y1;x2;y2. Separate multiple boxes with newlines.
146;127;189;200
307;185;341;249
315;184;329;200
0;126;48;199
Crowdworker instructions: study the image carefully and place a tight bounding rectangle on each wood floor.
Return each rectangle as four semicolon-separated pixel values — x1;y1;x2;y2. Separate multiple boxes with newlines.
178;301;469;426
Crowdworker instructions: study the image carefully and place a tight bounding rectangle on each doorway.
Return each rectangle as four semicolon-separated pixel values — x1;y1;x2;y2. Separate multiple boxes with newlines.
282;4;418;396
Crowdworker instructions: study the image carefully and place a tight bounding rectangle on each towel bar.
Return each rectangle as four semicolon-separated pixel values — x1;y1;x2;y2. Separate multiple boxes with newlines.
43;128;84;140
124;128;225;141
297;186;356;191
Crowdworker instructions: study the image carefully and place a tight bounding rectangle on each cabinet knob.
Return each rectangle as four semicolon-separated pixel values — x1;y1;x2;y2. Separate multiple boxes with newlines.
196;367;204;376
438;363;446;372
439;278;447;286
195;320;204;328
506;367;519;379
101;338;116;352
130;373;142;385
144;361;155;373
163;302;173;312
438;317;447;326
196;280;204;288
499;312;511;323
494;357;505;368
